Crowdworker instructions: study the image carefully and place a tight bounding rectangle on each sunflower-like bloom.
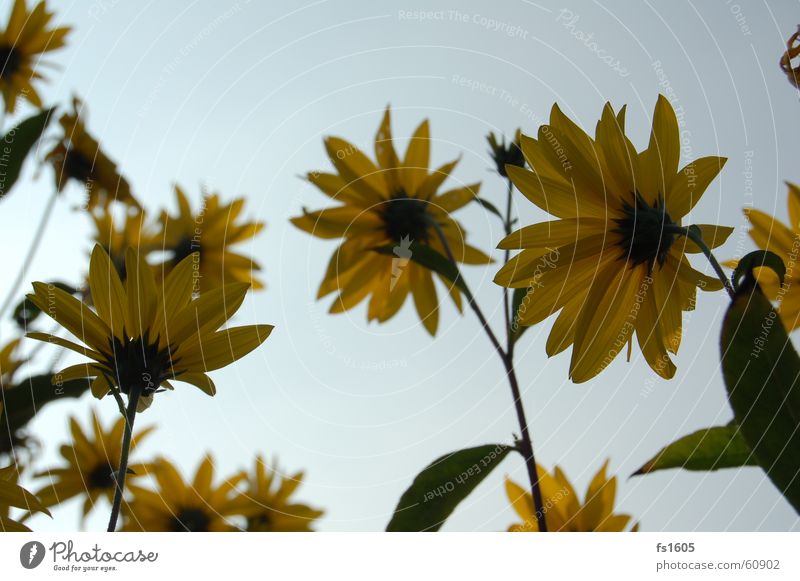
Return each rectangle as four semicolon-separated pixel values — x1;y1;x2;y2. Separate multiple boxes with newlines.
33;411;154;519
229;455;323;532
157;185;265;292
90;208;158;281
0;338;24;387
25;244;273;411
506;461;638;532
726;183;800;331
495;96;731;382
45;98;138;210
292;107;492;335
0;0;69;113
122;456;243;532
1;462;49;532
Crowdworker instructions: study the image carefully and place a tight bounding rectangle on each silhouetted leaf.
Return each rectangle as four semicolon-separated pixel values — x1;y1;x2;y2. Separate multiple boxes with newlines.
0;108;55;200
386;444;513;531
732;250;785;292
633;423;756;475
720;275;800;513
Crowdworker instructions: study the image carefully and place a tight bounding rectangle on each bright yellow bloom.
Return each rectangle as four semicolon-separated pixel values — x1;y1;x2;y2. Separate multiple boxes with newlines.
121;456;243;532
495;96;731;382
90;208;158;281
0;338;24;387
292;107;492;335
26;244;272;411
506;461;638;532
230;455;323;532
46;97;138;210
1;463;49;532
157;185;265;292
0;0;69;113
33;411;154;519
727;183;800;331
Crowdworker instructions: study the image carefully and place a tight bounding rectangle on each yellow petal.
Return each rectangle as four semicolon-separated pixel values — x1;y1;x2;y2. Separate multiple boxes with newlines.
498;218;608;250
125;248;158;340
400;120;430;195
89;244;127;343
177;325;273;372
678;225;734;254
178;372;217;396
324;137;385;204
28;283;109;352
666;156;726;219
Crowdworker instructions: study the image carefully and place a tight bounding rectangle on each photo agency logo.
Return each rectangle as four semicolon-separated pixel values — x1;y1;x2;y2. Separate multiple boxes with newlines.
17;540;158;573
19;541;46;569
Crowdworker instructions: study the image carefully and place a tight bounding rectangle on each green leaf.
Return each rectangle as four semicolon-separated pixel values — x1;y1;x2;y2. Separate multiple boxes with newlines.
373;242;472;300
386;444;513;531
632;423;756;475
475;197;504;222
12;281;78;328
720;277;800;513
0;107;56;200
732;250;785;292
0;373;89;455
510;287;531;342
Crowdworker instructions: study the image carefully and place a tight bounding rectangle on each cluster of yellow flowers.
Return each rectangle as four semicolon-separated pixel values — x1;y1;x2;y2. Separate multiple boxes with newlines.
2;0;799;533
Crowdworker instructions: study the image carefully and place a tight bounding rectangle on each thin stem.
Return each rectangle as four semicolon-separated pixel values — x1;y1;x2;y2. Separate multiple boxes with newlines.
107;384;141;532
427;216;548;532
666;225;735;299
502;179;514;347
0;190;59;320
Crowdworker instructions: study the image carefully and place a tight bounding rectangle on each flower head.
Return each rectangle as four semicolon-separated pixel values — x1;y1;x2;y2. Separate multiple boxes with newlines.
122;456;243;531
506;461;638;532
292;106;492;335
33;411;154;519
0;0;69;113
45;97;138;210
727;182;800;331
487;129;525;177
90;208;158;282
157;185;265;292
26;244;272;411
229;455;323;531
495;96;731;382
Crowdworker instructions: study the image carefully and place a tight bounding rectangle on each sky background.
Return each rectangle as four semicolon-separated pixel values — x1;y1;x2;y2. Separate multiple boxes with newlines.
2;0;799;531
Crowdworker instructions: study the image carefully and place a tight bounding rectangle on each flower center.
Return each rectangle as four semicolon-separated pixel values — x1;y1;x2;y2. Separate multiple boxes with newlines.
88;463;116;490
0;45;21;80
106;335;172;397
171;236;197;265
63;147;97;185
171;507;212;532
380;193;429;242
247;512;273;532
612;192;676;272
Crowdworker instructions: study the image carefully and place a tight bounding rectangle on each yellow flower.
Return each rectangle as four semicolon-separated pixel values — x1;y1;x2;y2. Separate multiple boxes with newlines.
495;96;731;382
25;244;273;411
157;185;265;292
0;337;24;387
292;107;492;335
230;455;323;532
727;182;800;331
90;207;158;281
0;0;69;113
506;461;638;532
121;456;244;532
33;411;154;519
45;97;139;210
1;463;49;532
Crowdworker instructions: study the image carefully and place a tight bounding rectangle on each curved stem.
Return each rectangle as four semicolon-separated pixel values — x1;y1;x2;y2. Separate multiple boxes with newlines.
502;179;514;347
107;385;141;532
0;190;59;320
427;217;548;532
666;225;735;299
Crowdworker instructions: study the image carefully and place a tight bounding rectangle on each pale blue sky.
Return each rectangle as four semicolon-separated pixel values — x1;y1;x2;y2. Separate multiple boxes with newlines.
2;0;799;531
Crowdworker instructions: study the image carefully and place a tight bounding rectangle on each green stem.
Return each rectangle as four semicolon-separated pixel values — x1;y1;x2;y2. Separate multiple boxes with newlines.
666;225;735;299
107;384;141;532
427;216;548;532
